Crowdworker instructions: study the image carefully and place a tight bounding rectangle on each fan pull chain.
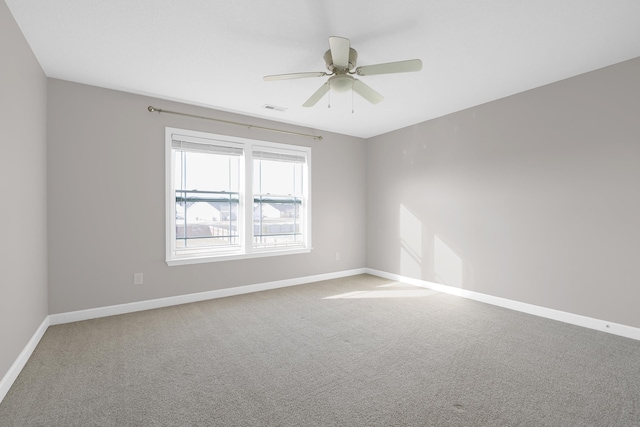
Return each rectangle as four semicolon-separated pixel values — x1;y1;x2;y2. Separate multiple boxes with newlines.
328;81;331;108
351;87;355;114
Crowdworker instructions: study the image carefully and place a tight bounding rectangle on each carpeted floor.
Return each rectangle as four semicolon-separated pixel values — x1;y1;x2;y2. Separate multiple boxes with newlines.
1;274;639;426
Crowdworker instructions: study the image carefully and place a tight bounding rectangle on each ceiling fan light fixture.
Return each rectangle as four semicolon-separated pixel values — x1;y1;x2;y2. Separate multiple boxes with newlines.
329;75;354;93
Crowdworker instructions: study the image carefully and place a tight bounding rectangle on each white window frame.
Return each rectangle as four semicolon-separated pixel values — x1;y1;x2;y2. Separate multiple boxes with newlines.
165;127;312;266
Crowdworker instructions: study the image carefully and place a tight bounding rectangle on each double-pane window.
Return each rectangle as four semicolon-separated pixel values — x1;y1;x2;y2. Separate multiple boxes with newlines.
166;128;311;265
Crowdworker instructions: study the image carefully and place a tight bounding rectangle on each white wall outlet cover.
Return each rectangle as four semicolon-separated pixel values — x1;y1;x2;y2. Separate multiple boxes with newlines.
133;273;143;285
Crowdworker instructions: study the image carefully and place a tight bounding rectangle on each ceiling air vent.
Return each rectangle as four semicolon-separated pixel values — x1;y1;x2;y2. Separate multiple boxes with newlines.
262;104;287;113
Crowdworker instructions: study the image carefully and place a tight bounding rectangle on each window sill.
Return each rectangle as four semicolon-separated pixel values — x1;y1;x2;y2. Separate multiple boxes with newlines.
166;247;312;266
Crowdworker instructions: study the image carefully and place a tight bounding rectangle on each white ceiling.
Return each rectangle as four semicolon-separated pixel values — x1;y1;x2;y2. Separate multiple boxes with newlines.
7;0;640;139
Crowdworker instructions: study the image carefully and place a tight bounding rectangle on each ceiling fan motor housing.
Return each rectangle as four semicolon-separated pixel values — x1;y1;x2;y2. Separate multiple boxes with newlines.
324;48;358;73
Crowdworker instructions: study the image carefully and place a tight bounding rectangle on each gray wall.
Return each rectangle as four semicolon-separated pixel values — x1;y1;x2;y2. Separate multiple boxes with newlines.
0;1;48;381
47;79;366;314
366;57;640;328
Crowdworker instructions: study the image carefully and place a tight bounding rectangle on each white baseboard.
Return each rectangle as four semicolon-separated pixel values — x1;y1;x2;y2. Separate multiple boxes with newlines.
49;268;367;325
0;316;50;404
365;268;640;341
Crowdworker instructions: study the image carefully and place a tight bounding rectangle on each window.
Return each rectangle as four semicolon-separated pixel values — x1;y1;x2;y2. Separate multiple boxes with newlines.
253;150;306;249
166;128;311;265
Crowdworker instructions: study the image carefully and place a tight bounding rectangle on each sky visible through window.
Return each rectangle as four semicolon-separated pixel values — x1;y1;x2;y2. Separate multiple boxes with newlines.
174;151;239;193
254;159;302;196
173;152;302;196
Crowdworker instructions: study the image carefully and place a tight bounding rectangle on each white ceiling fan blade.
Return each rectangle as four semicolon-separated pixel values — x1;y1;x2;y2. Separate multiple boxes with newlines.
263;71;327;81
302;82;330;107
329;36;350;69
352;79;384;104
355;59;423;76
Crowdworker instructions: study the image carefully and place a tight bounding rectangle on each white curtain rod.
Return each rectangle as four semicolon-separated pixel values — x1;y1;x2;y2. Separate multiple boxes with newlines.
147;106;323;141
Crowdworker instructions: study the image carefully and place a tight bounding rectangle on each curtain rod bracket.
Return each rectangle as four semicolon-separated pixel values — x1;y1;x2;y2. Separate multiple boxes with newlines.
147;106;322;141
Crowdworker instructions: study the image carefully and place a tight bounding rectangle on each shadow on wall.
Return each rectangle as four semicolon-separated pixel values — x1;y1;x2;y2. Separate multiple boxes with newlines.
399;204;464;289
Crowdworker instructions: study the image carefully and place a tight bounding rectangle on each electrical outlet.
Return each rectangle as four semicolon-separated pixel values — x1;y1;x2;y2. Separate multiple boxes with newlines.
133;272;144;285
335;252;340;261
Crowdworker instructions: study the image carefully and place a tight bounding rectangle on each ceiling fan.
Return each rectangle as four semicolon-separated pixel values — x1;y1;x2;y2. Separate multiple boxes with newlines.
263;36;423;107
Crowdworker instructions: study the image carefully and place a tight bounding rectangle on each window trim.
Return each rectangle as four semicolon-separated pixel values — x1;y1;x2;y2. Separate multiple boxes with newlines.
165;127;312;266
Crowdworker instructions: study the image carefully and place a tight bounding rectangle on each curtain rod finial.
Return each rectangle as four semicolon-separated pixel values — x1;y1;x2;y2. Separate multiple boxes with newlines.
148;106;157;112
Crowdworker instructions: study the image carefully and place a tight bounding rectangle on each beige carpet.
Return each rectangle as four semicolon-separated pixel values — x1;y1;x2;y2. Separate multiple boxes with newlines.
1;274;639;426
